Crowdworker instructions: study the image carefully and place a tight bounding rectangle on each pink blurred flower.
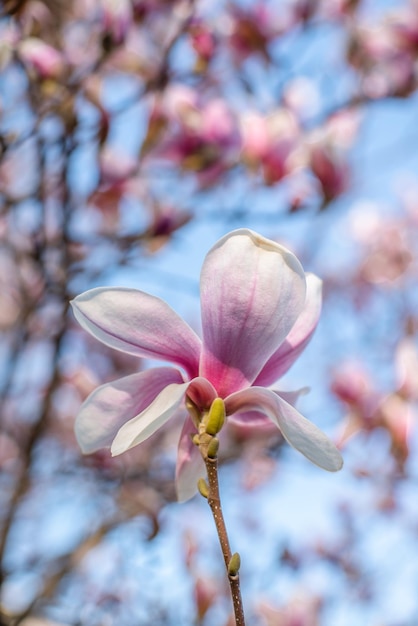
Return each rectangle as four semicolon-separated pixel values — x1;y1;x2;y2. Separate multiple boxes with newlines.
240;110;300;184
307;111;359;204
144;203;192;251
310;143;348;203
71;229;342;500
190;20;216;70
228;4;282;62
347;19;415;98
390;6;418;53
379;393;411;465
101;0;133;45
194;576;218;621
152;88;238;184
18;37;64;79
379;338;418;465
333;341;418;467
257;593;322;626
396;338;418;401
332;362;380;446
350;208;413;286
332;361;377;411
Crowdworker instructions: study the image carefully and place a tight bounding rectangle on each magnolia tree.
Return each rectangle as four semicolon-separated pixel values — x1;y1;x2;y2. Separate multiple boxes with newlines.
1;0;418;625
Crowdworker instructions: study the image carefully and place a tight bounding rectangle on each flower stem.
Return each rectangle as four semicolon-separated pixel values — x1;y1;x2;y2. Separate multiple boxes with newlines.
203;455;246;626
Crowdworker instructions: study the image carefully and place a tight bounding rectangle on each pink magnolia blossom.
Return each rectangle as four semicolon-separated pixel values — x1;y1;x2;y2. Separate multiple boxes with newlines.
144;87;237;185
390;6;418;53
143;203;192;251
158;93;237;184
189;20;216;68
307;111;359;204
347;19;415;98
349;207;413;286
228;4;284;62
333;341;418;468
101;0;133;45
71;229;342;500
240;110;300;184
257;592;322;626
18;37;65;79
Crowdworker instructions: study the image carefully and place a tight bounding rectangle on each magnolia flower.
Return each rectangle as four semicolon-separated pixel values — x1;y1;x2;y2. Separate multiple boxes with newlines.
240;109;300;185
101;0;133;45
71;229;342;500
18;38;64;79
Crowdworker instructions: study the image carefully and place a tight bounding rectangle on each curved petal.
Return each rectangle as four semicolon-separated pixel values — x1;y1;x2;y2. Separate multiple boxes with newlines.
186;377;218;413
199;229;306;396
228;410;272;427
71;288;201;378
225;387;343;471
75;367;184;453
227;387;309;427
254;274;322;386
176;416;205;502
111;381;190;455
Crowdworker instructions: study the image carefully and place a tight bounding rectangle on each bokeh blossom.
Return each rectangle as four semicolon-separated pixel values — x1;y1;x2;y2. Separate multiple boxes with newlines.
71;229;342;500
141;85;238;187
240;109;300;185
17;37;65;79
333;339;418;469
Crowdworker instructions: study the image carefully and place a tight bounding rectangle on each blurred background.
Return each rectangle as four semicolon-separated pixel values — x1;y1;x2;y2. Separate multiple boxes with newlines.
1;0;418;624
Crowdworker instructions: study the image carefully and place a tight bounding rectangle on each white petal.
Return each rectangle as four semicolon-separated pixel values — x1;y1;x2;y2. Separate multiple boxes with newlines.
227;387;309;427
71;287;201;377
75;367;184;453
225;387;343;471
176;417;205;502
111;382;190;455
255;273;322;385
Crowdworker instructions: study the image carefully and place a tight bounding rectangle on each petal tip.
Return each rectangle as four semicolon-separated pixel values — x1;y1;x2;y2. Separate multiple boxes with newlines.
327;451;344;472
311;444;344;472
110;441;124;457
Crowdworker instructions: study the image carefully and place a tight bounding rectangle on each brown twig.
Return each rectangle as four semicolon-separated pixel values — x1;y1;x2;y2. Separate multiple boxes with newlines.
203;455;246;626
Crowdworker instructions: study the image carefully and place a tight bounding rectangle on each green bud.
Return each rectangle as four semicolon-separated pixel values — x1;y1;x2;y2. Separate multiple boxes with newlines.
228;552;241;577
197;477;209;498
205;398;226;436
207;437;219;459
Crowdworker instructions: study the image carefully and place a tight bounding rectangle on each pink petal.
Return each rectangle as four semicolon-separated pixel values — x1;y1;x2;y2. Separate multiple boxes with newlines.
71;288;201;378
111;381;191;455
176;416;205;502
254;274;322;386
75;367;184;453
199;229;306;397
186;376;218;413
225;387;343;471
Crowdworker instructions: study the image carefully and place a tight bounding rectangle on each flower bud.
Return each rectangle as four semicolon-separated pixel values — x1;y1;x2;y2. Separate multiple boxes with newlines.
207;437;219;459
228;552;241;577
205;398;225;435
197;478;209;498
